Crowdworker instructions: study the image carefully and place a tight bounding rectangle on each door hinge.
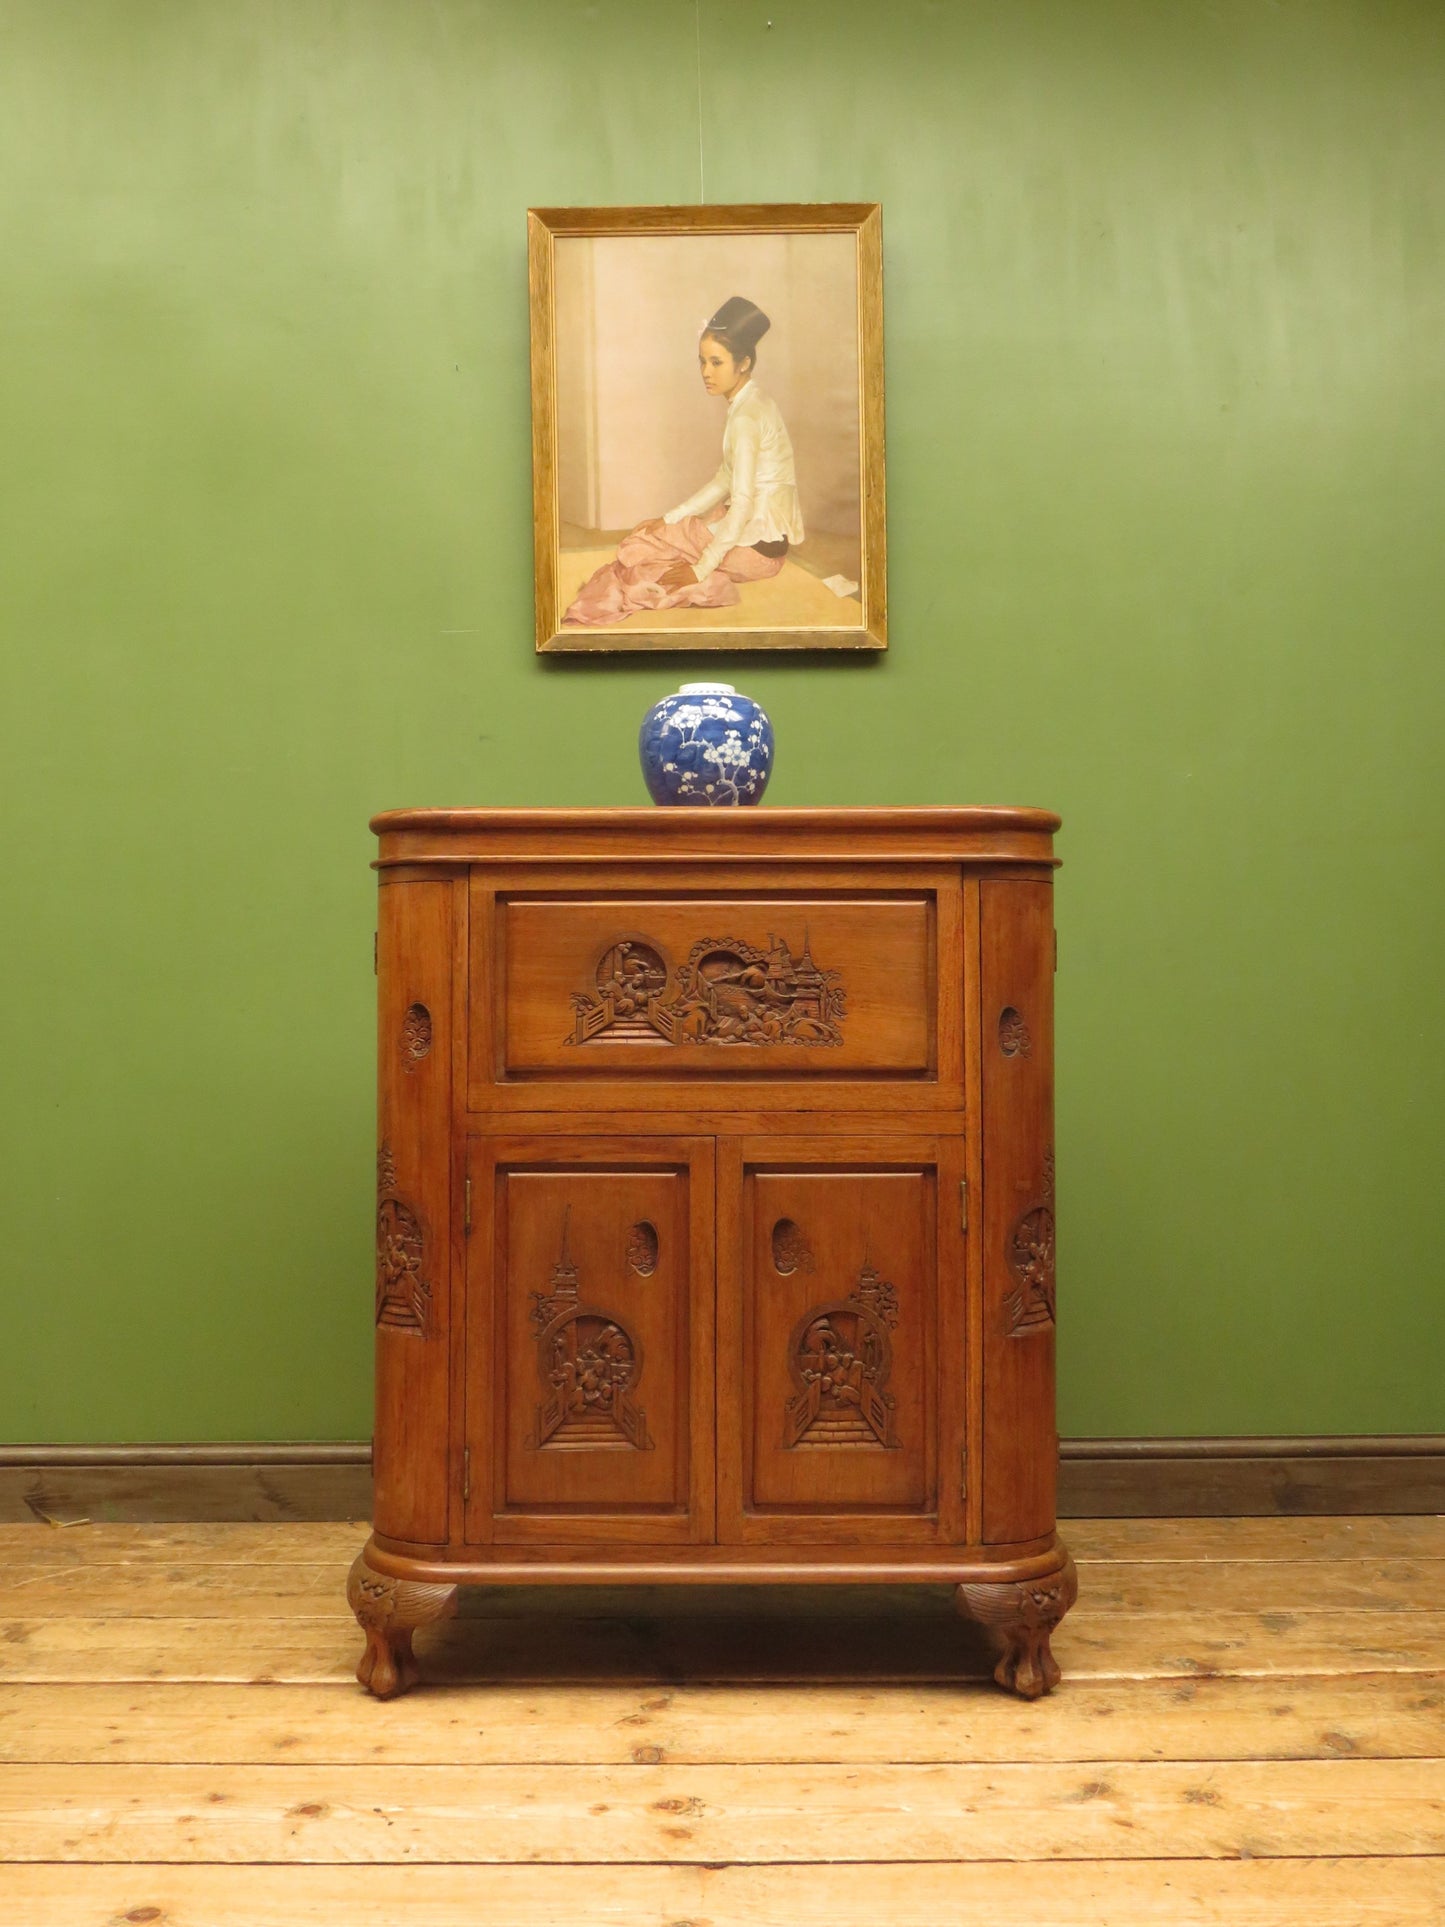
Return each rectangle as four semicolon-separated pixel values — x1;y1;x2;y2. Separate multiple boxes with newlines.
462;1445;471;1504
373;930;378;974
1054;929;1058;972
959;1178;969;1233
464;1177;472;1235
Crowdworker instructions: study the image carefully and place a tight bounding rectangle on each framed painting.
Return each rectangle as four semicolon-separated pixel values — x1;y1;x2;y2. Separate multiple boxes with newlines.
529;202;886;653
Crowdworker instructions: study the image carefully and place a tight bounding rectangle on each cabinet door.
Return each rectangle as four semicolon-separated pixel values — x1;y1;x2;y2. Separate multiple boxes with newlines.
717;1137;966;1545
465;1137;714;1545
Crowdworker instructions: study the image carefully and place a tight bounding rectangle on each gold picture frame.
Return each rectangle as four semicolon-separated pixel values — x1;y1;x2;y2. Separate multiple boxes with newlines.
529;202;886;653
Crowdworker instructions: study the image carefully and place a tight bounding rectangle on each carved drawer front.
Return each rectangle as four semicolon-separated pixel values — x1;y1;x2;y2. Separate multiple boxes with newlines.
717;1140;965;1544
492;895;935;1081
465;1139;715;1544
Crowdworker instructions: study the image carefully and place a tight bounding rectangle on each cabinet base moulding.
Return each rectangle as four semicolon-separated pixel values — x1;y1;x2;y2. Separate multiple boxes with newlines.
361;1531;1071;1589
349;1533;1078;1701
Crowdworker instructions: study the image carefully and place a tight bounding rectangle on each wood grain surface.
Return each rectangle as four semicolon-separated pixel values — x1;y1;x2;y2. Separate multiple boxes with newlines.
3;1674;1440;1766
6;1859;1443;1927
2;1758;1439;1863
0;1516;1440;1923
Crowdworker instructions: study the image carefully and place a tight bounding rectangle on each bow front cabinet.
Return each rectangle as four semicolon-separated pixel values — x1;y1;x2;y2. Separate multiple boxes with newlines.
349;808;1074;1699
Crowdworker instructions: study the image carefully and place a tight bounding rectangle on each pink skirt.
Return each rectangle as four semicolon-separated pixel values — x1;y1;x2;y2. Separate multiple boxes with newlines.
562;515;785;628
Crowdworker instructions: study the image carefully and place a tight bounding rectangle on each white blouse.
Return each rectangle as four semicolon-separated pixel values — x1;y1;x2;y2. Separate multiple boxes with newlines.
663;381;805;582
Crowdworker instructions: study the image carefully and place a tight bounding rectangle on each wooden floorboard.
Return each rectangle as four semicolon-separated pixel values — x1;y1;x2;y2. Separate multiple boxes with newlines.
7;1859;1445;1926
5;1607;1445;1682
1;1517;1441;1924
3;1673;1441;1764
4;1757;1443;1863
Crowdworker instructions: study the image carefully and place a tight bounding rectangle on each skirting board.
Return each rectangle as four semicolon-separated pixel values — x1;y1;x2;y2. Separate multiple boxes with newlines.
1;1438;1442;1524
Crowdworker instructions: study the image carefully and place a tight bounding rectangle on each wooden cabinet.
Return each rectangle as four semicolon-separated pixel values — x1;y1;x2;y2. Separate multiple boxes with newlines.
349;809;1075;1703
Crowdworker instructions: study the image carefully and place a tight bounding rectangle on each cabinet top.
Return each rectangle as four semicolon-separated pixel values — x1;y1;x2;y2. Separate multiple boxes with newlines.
371;806;1060;868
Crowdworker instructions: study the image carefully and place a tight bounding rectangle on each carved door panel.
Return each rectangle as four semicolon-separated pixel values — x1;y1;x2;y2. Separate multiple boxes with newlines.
465;1137;715;1546
716;1137;966;1546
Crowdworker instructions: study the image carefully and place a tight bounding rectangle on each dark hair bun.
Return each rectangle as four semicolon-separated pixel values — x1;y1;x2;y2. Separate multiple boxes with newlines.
704;295;771;359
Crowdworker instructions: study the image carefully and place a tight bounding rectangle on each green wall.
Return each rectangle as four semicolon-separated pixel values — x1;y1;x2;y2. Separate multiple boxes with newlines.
3;0;1441;1443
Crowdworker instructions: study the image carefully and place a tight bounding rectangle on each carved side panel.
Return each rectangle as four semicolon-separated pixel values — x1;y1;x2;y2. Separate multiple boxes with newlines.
980;880;1057;1544
373;878;453;1545
375;1143;432;1335
1005;1152;1056;1336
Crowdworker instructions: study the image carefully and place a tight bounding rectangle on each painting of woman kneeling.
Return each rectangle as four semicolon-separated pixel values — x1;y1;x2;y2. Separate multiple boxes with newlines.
563;295;804;628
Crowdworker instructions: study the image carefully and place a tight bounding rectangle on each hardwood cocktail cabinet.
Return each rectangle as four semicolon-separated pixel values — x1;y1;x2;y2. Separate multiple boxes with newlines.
349;808;1074;1699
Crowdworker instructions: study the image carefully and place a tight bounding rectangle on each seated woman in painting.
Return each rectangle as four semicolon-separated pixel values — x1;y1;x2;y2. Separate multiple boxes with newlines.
563;296;805;627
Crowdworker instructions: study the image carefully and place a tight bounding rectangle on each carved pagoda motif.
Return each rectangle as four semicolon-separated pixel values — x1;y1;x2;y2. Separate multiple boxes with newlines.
375;1142;431;1335
784;1251;901;1450
528;1209;652;1452
568;932;846;1048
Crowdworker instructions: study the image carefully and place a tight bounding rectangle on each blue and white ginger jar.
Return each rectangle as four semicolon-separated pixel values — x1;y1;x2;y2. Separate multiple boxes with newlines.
638;682;774;807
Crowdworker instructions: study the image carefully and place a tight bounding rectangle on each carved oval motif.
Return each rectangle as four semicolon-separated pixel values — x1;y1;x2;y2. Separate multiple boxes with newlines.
401;1003;433;1062
771;1218;815;1275
626;1220;659;1277
998;1006;1032;1057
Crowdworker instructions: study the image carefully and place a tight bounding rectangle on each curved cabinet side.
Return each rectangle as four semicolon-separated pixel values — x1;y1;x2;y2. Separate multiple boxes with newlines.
980;878;1057;1544
374;877;454;1544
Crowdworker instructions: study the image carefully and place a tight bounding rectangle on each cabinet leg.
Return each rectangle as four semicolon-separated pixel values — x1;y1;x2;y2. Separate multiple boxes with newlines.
346;1552;458;1700
955;1554;1077;1700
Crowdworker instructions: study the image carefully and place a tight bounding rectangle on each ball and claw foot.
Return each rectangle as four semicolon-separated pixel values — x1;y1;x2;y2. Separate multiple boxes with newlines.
955;1554;1077;1700
347;1551;458;1699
